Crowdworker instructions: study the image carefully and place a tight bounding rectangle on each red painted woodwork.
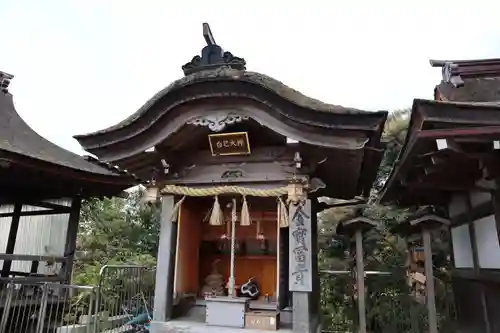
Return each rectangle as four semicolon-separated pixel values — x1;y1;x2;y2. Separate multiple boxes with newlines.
174;198;279;298
175;199;203;294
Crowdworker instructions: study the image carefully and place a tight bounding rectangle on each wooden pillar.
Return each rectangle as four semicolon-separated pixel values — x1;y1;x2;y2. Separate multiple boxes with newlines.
422;228;438;333
392;210;449;333
1;203;22;277
405;238;419;333
278;226;290;309
355;229;367;333
276;211;281;305
152;195;177;325
62;197;82;283
336;216;377;333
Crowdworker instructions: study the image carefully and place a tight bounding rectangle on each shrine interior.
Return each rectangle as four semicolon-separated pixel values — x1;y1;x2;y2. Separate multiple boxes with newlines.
174;196;284;305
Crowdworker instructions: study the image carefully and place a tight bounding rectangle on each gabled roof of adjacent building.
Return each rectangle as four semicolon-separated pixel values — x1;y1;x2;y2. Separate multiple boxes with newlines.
380;57;500;206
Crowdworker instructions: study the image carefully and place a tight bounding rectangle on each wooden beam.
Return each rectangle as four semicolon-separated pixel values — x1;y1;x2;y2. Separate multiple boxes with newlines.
419;126;500;140
29;200;71;210
1;203;22;277
0;276;65;283
0;254;67;263
8;270;55;278
61;197;82;283
0;208;70;218
317;197;367;212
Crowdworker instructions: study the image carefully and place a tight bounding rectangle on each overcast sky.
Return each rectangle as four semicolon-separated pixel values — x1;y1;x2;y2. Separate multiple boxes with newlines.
1;1;500;155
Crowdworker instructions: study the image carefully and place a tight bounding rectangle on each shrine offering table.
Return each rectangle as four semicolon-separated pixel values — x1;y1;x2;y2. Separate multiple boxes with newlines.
205;296;250;328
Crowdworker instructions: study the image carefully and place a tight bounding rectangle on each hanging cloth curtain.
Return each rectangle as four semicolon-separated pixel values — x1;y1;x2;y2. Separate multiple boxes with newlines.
209;196;224;226
240;195;251;226
277;196;289;228
170;196;186;223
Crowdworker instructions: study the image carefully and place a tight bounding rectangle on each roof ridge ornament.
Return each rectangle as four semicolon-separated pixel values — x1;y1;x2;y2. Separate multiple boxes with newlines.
430;58;500;88
441;62;464;88
0;71;14;93
181;23;246;76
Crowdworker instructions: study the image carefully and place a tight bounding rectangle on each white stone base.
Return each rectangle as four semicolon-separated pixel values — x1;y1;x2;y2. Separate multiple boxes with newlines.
151;319;293;333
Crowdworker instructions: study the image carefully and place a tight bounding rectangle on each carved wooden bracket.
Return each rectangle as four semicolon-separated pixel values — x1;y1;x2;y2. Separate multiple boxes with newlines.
221;169;245;179
187;112;249;132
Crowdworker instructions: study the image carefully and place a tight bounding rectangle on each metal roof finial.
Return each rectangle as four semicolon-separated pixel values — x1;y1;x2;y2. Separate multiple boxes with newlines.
181;23;246;76
203;22;216;46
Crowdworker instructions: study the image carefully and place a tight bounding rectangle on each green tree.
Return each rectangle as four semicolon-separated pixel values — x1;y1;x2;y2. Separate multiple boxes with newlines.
319;108;436;332
72;188;160;286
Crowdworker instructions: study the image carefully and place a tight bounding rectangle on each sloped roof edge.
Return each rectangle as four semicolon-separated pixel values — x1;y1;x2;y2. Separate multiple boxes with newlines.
379;98;500;204
0;88;132;179
75;67;387;140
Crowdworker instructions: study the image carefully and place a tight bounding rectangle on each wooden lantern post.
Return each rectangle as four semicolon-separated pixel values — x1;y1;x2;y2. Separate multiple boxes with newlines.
392;207;450;333
336;216;378;333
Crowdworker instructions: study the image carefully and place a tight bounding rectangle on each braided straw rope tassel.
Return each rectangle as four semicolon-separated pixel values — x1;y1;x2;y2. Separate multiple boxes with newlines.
208;196;224;226
162;184;288;197
240;195;251;226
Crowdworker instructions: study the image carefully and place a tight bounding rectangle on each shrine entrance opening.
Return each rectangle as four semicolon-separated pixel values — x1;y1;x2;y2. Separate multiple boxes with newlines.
174;197;283;305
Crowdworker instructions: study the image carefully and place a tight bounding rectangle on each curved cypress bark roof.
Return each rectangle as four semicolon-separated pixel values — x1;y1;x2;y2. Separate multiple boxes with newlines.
75;67;387;141
0;72;133;178
71;24;387;200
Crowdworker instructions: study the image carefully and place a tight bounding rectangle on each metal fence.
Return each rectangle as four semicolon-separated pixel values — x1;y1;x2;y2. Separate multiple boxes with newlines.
0;265;155;333
93;265;155;332
0;279;96;333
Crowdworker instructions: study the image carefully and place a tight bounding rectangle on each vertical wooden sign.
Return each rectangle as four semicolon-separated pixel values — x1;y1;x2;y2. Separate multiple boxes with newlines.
289;200;312;292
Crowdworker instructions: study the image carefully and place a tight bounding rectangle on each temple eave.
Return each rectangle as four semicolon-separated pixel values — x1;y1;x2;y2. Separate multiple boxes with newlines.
380;105;500;205
73;72;387;148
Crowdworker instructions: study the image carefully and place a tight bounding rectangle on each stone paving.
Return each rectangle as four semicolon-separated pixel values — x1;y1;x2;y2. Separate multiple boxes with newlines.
151;320;293;333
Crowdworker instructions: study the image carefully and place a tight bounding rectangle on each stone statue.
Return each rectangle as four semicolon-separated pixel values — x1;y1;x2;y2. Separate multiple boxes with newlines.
201;259;225;297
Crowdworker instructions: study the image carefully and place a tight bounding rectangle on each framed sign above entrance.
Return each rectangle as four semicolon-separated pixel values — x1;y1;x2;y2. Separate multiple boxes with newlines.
208;132;251;156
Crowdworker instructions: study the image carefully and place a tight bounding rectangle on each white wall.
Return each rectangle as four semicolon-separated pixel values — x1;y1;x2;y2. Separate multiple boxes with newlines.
450;224;474;268
474;215;500;269
0;199;71;275
448;191;500;269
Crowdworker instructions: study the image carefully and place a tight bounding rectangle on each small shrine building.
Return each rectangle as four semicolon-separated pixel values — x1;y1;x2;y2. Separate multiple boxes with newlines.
74;24;387;332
